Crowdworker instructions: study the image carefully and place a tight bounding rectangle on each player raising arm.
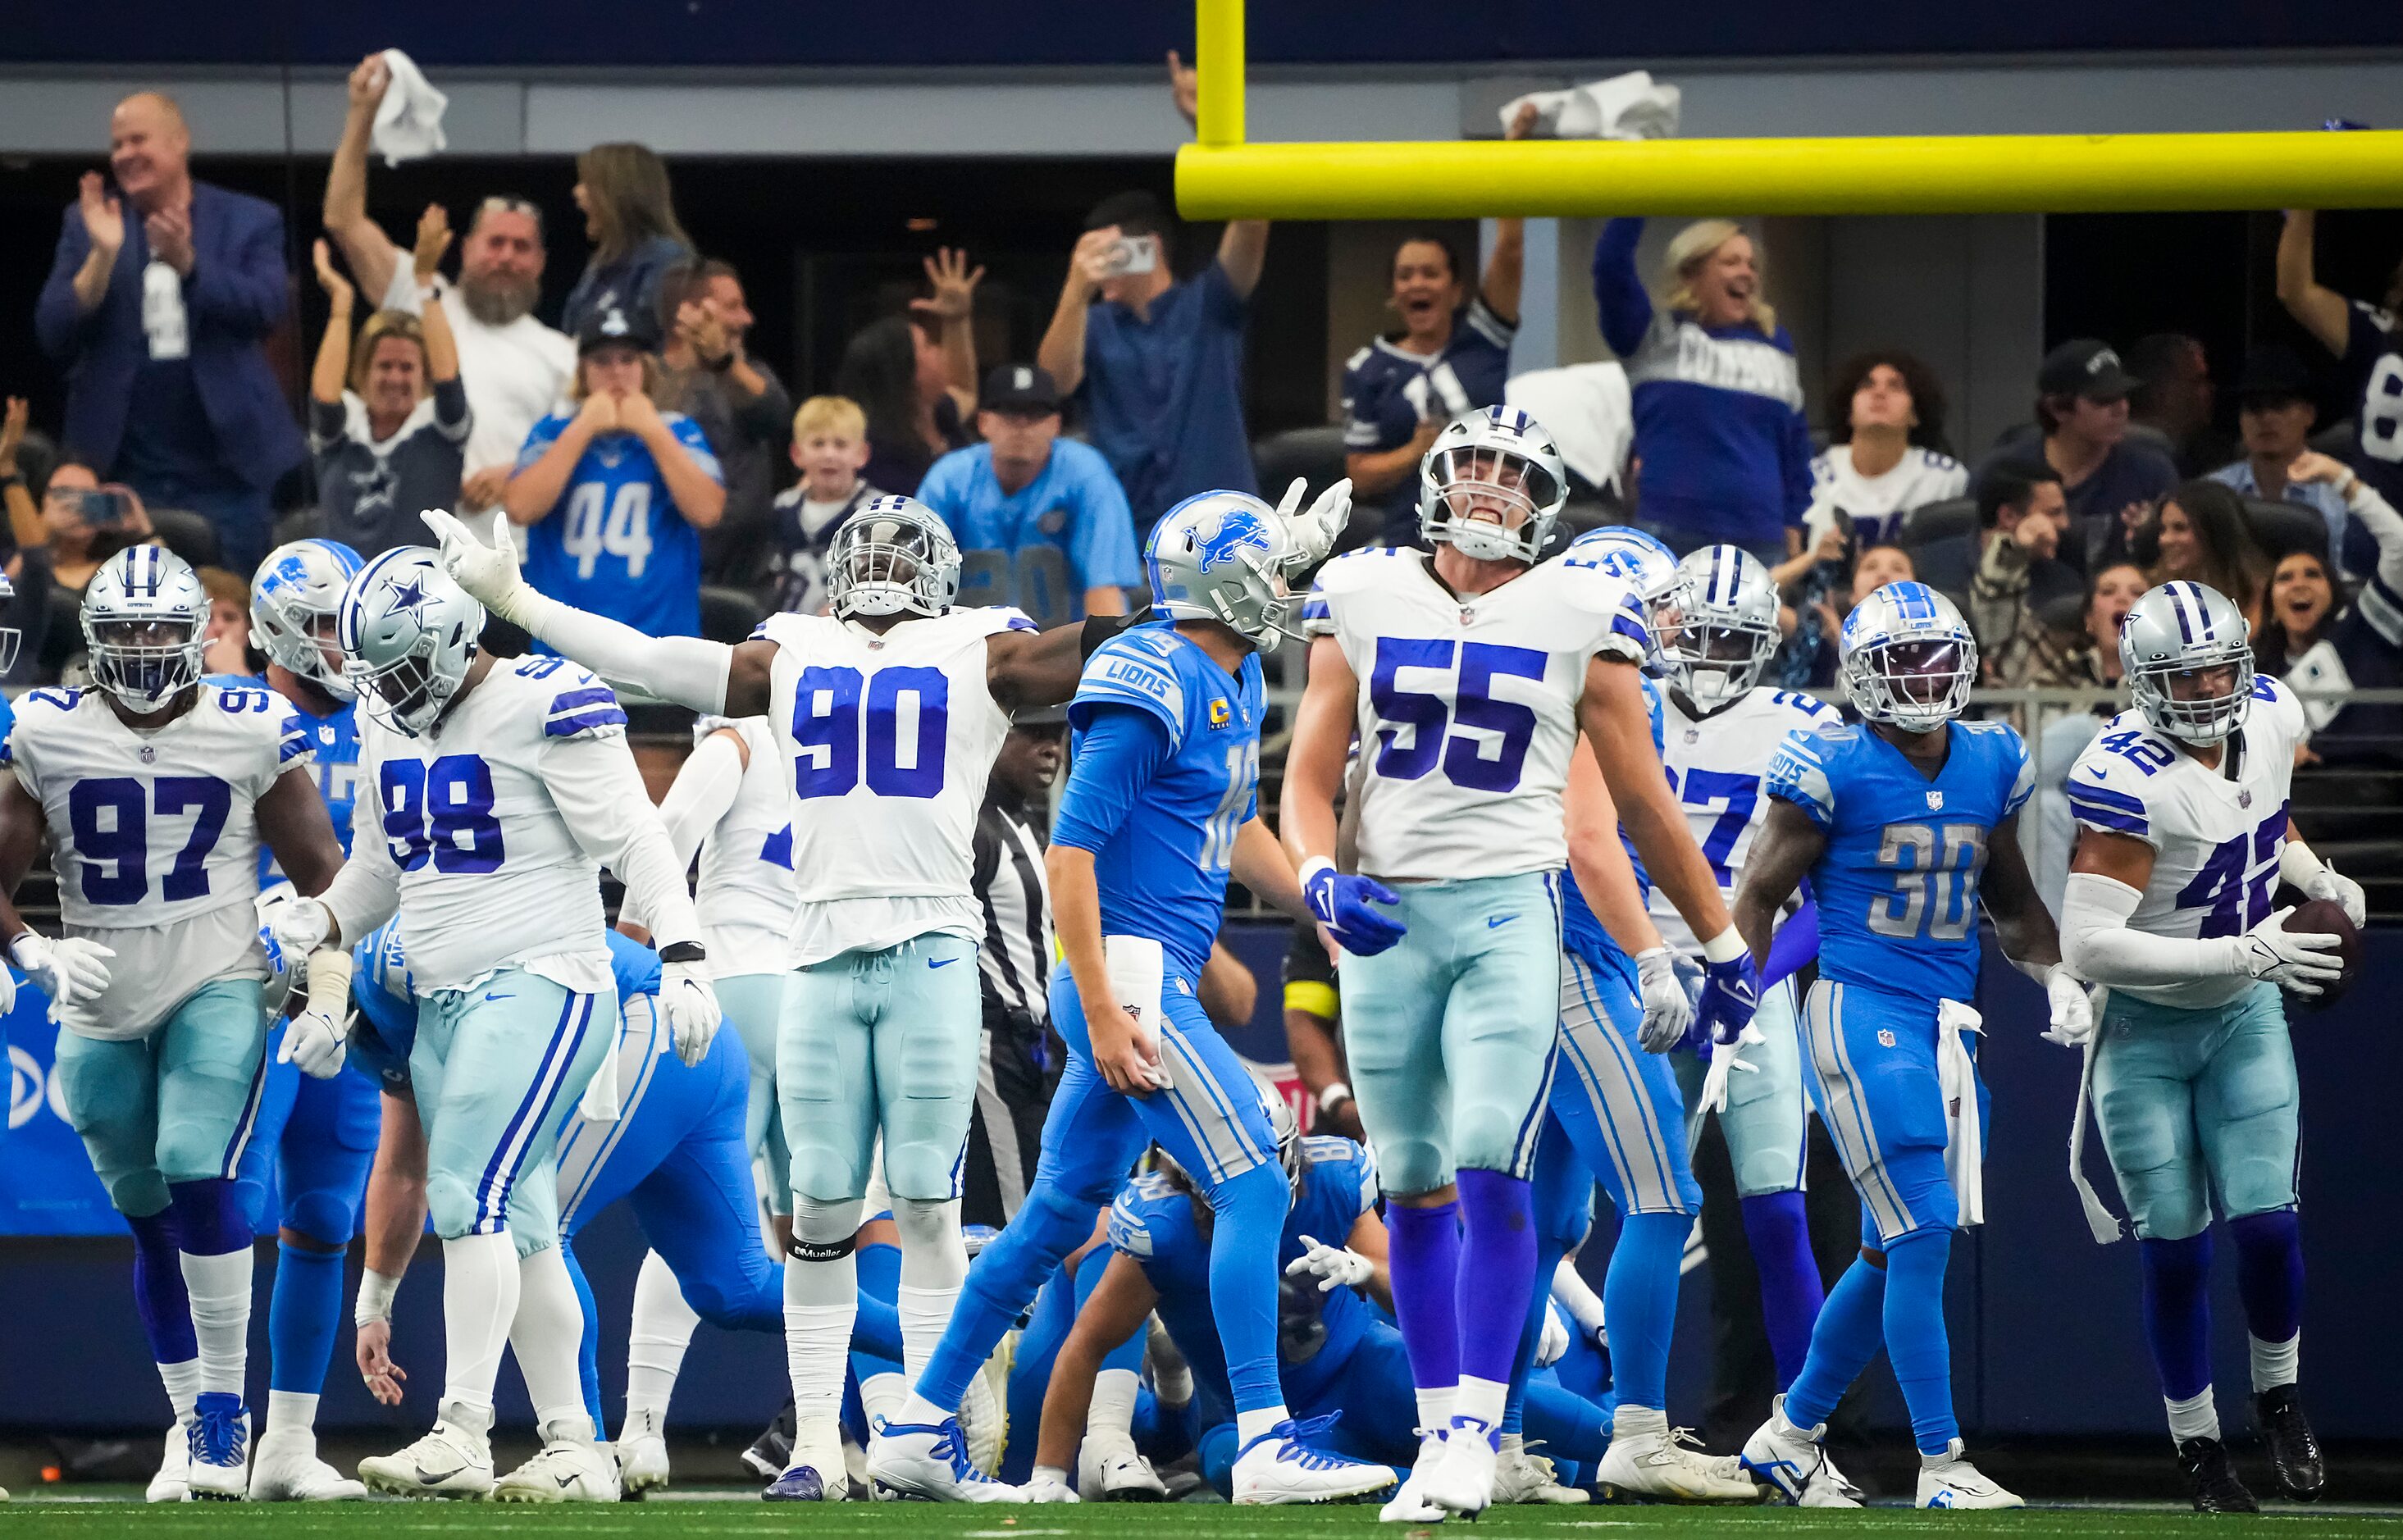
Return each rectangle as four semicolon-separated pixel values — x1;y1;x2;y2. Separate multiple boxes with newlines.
2056;581;2353;1511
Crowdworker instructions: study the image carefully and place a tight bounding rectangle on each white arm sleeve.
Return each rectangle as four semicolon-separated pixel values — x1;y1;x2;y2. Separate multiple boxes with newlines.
540;731;704;954
512;586;735;714
617;729;744;933
1550;1255;1607;1341
2343;477;2403;645
2059;871;2243;988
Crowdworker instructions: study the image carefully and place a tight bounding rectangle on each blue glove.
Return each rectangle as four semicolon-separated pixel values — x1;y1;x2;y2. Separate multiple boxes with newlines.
1694;950;1761;1047
1302;860;1407;957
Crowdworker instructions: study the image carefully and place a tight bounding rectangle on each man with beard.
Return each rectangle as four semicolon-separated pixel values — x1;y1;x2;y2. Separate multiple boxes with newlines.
325;52;574;514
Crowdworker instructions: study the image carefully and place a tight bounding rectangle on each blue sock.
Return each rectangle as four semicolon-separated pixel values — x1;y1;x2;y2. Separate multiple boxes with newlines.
566;1244;606;1439
267;1242;344;1396
1882;1228;1958;1455
1741;1192;1825;1390
1197;1421;1238;1498
914;1185;1090;1411
126;1210;198;1366
2227;1210;2304;1346
1523;1378;1611;1463
1387;1200;1461;1396
2138;1232;2214;1403
1457;1169;1537;1392
1206;1162;1290;1416
1784;1251;1886;1430
167;1177;249;1255
1500;1232;1572;1438
1600;1211;1686;1410
858;1241;901;1305
852;1289;904;1363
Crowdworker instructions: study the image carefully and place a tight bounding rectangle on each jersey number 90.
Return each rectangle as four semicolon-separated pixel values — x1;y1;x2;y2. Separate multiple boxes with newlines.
1867;822;1986;942
791;665;948;800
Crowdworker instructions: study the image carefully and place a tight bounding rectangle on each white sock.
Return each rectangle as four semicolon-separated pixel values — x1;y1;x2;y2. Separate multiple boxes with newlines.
1234;1404;1293;1449
624;1250;700;1438
158;1358;202;1426
860;1371;907;1431
1414;1386;1456;1433
1088;1368;1140;1437
2166;1387;2220;1444
510;1245;592;1435
1614;1402;1668;1440
897;1389;953;1427
263;1389;319;1442
1454;1375;1507;1432
2250;1332;2300;1393
440;1231;521;1414
891;1196;968;1384
1552;1255;1607;1342
1147;1318;1192;1407
179;1249;253;1398
782;1241;858;1421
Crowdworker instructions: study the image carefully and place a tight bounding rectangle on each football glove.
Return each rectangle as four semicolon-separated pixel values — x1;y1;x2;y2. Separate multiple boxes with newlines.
2233;908;2345;996
1301;859;1407;957
1632;945;1694;1053
1273;476;1352;575
2039;968;2095;1050
2299;863;2368;930
1698;1023;1766;1114
1694;945;1762;1046
10;932;116;1011
659;959;723;1066
422;507;532;624
1283;1232;1375;1295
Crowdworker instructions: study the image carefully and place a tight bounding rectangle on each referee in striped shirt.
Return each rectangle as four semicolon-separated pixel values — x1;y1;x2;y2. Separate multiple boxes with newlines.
964;704;1069;1228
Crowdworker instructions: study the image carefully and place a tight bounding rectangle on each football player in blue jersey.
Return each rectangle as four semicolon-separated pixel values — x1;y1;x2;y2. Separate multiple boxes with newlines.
1733;582;2089;1509
221;538;377;1501
867;485;1395;1506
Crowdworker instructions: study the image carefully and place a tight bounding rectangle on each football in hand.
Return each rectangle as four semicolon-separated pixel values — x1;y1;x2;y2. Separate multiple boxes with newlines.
2286;898;2362;1009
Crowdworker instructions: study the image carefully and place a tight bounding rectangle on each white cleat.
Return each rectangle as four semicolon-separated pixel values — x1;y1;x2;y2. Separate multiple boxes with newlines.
148;1424;193;1503
1740;1396;1851;1506
495;1425;620;1503
358;1411;496;1500
1493;1433;1589;1504
1078;1429;1170;1501
1378;1428;1448;1522
617;1431;672;1497
1420;1416;1498;1516
1808;1445;1867;1508
247;1432;367;1501
865;1415;1024;1502
184;1395;250;1501
1230;1419;1397;1506
1917;1438;2022;1510
959;1331;1015;1477
1597;1406;1759;1503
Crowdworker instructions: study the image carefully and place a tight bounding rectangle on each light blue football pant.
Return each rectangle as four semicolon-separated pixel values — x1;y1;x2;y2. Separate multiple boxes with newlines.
1335;872;1563;1196
1799;979;1987;1246
779;932;981;1203
411;968;613;1255
2091;980;2298;1242
54;978;269;1219
1672;977;1810;1198
715;970;793;1217
1554;943;1702;1217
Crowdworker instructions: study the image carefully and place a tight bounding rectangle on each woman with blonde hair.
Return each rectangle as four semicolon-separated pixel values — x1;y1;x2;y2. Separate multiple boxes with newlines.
1593;216;1813;566
563;142;695;335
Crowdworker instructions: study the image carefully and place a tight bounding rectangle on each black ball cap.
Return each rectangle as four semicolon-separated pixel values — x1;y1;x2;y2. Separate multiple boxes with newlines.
2038;339;2138;401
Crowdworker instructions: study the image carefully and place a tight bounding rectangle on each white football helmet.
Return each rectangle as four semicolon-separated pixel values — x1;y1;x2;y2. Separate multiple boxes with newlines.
1661;544;1781;711
828;496;961;620
336;547;486;737
82;544;208;712
2121;580;2254;745
253;539;367;702
1416;406;1568;565
1147;489;1295;649
1839;581;1977;734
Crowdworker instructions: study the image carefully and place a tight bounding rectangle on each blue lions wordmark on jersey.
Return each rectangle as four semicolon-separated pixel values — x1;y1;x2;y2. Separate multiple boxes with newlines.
1069;622;1264;978
1766;718;2033;1005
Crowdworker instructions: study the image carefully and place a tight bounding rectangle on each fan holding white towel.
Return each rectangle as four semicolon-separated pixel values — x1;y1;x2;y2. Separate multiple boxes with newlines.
372;48;449;166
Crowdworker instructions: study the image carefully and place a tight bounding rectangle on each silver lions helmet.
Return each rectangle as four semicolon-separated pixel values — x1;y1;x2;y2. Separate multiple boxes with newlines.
1147;489;1296;649
2121;580;2254;745
1839;581;1977;733
83;544;208;712
828;496;961;620
1567;526;1686;666
1416;405;1568;565
253;538;367;702
336;547;486;737
1661;545;1781;710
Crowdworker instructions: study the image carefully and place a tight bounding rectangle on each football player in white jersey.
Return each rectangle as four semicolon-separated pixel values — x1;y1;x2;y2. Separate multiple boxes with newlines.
417;493;1270;1499
2059;580;2358;1512
267;549;721;1502
1652;544;1845;1403
0;545;346;1500
1284;407;1764;1517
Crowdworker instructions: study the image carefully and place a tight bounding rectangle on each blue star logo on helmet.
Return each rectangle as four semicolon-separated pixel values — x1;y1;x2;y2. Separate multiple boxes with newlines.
1189;508;1270;574
387;577;427;613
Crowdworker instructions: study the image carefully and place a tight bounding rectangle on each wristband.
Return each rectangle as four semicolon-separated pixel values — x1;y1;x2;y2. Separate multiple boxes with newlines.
7;932;43;970
1298;856;1336;891
1316;1080;1352;1114
659;941;708;964
1699;927;1749;966
355;1268;400;1326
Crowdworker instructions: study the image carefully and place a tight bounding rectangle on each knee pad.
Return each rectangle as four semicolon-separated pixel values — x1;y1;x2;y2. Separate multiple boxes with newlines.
889;1195;963;1252
883;1141;966;1206
156;1114;236;1189
424;1171;481;1242
791;1195;866;1262
1009;1182;1109;1268
282;1182;363;1251
107;1168;173;1221
1374;1138;1452;1201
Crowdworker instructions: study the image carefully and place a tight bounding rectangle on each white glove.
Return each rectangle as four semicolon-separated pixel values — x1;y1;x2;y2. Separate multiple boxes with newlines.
659;959;723;1067
1024;1466;1080;1503
2232;908;2346;996
280;945;355;1079
2300;863;2368;930
10;932;115;1010
1273;476;1352;573
1283;1232;1374;1294
1535;1301;1570;1367
267;895;333;961
422;507;530;621
2040;968;2095;1049
1633;946;1694;1053
0;955;14;1018
1697;1022;1765;1114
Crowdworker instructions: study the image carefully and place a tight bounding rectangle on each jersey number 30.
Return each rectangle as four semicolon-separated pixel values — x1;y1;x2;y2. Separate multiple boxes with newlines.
791;665;947;800
1370;637;1547;793
1867;822;1987;941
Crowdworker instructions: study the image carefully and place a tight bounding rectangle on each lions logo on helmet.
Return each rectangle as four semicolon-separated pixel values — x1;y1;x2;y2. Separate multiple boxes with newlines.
336;548;487;737
82;544;210;712
1147;490;1294;649
1839;581;1977;733
2119;580;2255;745
253;538;367;702
1569;526;1685;665
1416;405;1568;565
826;495;961;621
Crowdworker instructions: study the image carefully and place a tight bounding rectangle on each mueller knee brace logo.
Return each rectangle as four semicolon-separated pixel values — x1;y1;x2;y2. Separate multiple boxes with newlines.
788;1233;859;1263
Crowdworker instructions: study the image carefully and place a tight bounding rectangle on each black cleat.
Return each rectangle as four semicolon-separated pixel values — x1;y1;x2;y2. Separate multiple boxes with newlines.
743;1399;797;1482
2256;1386;2324;1501
2177;1437;2258;1513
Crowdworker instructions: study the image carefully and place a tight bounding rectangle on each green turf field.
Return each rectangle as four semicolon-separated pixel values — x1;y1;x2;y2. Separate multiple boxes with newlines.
5;1496;2401;1538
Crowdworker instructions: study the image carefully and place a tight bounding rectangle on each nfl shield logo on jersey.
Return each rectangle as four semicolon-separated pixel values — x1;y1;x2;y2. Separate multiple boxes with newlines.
1926;790;1945;810
1878;1028;1897;1047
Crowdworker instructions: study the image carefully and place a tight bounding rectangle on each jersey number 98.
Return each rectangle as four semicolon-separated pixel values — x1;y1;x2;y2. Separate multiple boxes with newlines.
1370;637;1547;793
791;665;948;800
1867;822;1986;942
381;756;505;873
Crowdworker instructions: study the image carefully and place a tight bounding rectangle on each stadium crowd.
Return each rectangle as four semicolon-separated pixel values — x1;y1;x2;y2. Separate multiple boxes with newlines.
1;44;2397;1519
